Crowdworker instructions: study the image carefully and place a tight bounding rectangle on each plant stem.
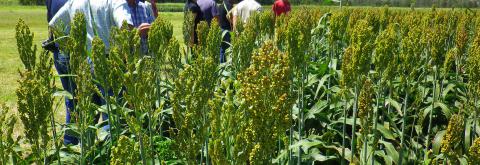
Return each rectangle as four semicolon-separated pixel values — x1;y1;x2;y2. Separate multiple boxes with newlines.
425;67;437;162
399;83;408;165
0;133;4;164
149;112;154;164
371;72;382;165
351;85;359;162
50;103;61;165
298;65;306;165
342;94;347;165
138;130;147;165
473;95;478;142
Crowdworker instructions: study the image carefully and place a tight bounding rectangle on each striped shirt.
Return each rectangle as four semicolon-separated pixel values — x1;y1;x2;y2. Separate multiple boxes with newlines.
129;1;155;54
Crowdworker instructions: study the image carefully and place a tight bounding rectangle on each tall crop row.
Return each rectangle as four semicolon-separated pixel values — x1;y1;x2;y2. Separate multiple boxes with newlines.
3;7;480;165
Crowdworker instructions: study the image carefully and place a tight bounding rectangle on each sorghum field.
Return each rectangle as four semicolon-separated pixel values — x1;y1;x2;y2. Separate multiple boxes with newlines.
2;5;480;165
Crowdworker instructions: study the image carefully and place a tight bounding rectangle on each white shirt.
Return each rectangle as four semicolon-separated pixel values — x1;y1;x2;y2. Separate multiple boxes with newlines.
232;0;262;23
49;0;133;52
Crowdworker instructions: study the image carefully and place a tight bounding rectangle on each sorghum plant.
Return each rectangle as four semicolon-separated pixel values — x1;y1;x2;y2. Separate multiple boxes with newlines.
67;13;99;163
0;104;19;164
327;10;349;50
399;16;423;165
182;11;194;48
110;135;140;164
208;79;237;164
466;26;480;144
441;114;464;163
358;78;374;163
121;28;157;164
373;24;398;151
171;65;204;164
15;19;36;71
236;41;294;164
469;138;480;164
374;24;398;84
344;19;374;162
171;20;220;164
16;19;55;164
232;19;256;74
467;26;480;97
284;10;314;163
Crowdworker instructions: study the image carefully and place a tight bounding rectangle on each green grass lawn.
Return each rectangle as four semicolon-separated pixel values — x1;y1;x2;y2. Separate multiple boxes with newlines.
0;6;47;106
0;6;184;107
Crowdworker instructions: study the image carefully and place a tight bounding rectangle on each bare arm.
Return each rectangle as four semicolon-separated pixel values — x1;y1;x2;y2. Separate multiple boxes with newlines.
232;15;237;32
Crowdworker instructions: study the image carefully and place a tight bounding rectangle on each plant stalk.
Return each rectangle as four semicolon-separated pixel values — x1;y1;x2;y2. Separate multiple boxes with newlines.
351;85;359;162
425;67;437;162
399;83;408;165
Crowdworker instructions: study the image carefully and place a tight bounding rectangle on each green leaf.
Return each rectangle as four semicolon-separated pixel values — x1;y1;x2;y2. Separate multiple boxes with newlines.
386;98;402;116
315;74;330;100
441;83;455;98
310;152;337;162
306;100;327;119
377;151;393;165
53;90;73;99
422;102;451;121
465;119;473;149
432;130;446;154
289;139;323;152
379;140;398;164
375;123;396;140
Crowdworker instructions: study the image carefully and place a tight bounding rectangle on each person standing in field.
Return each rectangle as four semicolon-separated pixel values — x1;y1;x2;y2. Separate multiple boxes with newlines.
49;0;149;144
45;0;78;145
196;0;219;25
185;0;205;46
218;0;233;63
272;0;290;16
231;0;262;30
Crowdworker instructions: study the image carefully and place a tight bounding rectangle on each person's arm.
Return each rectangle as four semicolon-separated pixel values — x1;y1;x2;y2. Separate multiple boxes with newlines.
232;7;238;32
48;0;71;30
110;0;133;28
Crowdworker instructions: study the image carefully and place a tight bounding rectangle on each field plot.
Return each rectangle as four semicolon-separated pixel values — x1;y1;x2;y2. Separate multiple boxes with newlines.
2;4;480;165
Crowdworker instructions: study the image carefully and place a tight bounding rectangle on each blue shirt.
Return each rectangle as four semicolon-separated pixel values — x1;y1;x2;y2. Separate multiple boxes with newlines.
129;1;155;27
129;1;155;54
46;0;68;22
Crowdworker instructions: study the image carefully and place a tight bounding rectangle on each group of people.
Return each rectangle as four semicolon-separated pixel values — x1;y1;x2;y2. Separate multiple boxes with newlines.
46;0;158;145
44;0;291;145
185;0;291;62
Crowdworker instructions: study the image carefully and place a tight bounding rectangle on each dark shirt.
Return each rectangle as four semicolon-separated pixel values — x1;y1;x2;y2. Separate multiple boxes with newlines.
46;0;68;22
218;1;232;30
196;0;219;24
186;1;204;44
